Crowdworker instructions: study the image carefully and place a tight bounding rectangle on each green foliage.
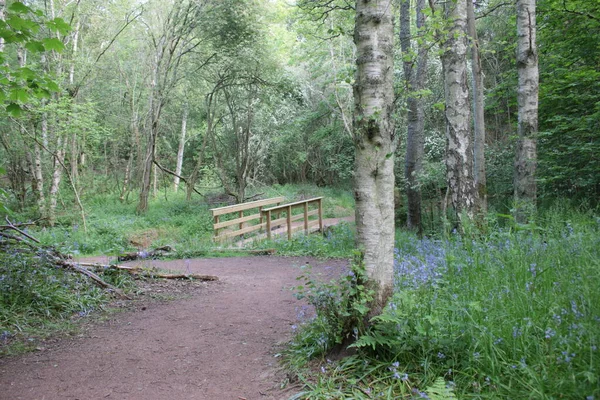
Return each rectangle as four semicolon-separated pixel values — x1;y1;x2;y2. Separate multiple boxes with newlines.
0;247;133;354
425;377;458;400
255;222;355;258
536;0;600;202
287;253;374;361
307;209;600;398
0;1;69;115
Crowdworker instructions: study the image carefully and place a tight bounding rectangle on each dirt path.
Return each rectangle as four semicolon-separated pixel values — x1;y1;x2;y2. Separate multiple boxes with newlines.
0;256;348;400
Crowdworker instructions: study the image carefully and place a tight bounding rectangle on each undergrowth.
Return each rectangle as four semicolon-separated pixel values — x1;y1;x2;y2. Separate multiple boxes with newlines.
254;223;355;258
285;208;600;399
13;185;354;256
0;249;135;355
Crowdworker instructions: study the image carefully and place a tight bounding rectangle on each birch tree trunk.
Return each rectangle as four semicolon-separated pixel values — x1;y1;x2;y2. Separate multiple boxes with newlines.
514;0;538;223
401;0;429;236
467;0;487;217
174;104;188;192
69;20;80;183
48;136;66;227
441;0;477;223
353;0;396;310
33;139;46;218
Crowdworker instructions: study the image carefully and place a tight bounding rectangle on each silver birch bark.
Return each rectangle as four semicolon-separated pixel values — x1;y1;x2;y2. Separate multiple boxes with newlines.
48;136;66;227
401;0;428;235
514;0;538;223
69;20;80;182
174;104;188;192
467;0;487;217
33;139;46;218
353;0;396;309
441;0;476;222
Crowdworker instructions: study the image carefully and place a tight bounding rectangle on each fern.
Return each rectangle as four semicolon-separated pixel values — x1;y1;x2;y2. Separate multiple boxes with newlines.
425;377;457;400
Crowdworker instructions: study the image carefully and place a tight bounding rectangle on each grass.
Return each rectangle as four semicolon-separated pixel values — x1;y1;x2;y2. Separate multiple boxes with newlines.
0;184;355;355
22;184;355;257
0;248;136;356
285;207;600;399
251;222;356;258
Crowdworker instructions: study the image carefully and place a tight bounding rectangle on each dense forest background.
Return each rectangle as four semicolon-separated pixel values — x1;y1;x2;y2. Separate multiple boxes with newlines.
1;1;600;398
0;0;597;231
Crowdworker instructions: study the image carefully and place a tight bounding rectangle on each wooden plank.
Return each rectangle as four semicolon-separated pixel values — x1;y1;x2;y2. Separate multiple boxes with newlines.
318;198;323;232
303;202;308;232
214;215;220;239
290;213;306;223
290;220;320;235
210;197;285;216
214;222;266;241
213;213;261;230
307;209;319;217
262;210;316;226
287;205;292;240
308;219;320;229
268;216;288;227
266;210;272;240
262;197;323;213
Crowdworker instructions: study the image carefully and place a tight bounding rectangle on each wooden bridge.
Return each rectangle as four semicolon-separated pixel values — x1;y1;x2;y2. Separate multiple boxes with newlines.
210;196;325;244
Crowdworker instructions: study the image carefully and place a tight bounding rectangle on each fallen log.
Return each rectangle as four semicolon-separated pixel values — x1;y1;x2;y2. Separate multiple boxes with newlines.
78;262;218;281
143;273;218;281
117;245;174;261
56;260;132;300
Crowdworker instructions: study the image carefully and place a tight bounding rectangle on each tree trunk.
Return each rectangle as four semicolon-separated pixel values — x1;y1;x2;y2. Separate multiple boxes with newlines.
401;0;428;236
441;0;477;223
174;104;188;192
137;51;162;214
33;139;46;218
467;0;487;217
514;0;538;223
353;0;396;310
69;20;81;183
48;136;66;226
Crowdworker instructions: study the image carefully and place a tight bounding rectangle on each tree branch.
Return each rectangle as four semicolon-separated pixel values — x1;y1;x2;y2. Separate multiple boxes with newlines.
72;7;143;96
476;2;514;20
152;160;205;198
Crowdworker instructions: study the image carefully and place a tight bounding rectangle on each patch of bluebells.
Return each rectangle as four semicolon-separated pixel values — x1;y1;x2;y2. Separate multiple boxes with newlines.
394;238;447;289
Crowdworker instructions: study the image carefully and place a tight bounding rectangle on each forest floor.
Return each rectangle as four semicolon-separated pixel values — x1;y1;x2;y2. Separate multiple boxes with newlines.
0;254;349;400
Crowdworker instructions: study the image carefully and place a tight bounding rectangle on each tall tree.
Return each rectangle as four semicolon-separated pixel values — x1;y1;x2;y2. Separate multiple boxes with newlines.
173;103;188;192
401;0;429;235
514;0;538;222
440;0;477;223
467;0;487;217
137;0;208;214
353;0;396;310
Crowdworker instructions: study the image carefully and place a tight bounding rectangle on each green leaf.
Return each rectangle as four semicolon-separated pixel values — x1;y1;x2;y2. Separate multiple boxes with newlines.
8;2;32;14
34;89;51;99
6;103;22;116
46;18;72;35
42;38;65;52
46;81;60;92
9;88;29;103
25;40;45;53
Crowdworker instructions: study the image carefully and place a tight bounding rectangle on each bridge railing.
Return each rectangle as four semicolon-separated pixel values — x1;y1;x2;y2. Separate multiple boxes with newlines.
261;197;323;241
210;197;285;242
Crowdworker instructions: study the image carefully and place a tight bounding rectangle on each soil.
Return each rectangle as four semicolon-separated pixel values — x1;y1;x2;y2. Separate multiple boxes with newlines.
0;256;349;400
